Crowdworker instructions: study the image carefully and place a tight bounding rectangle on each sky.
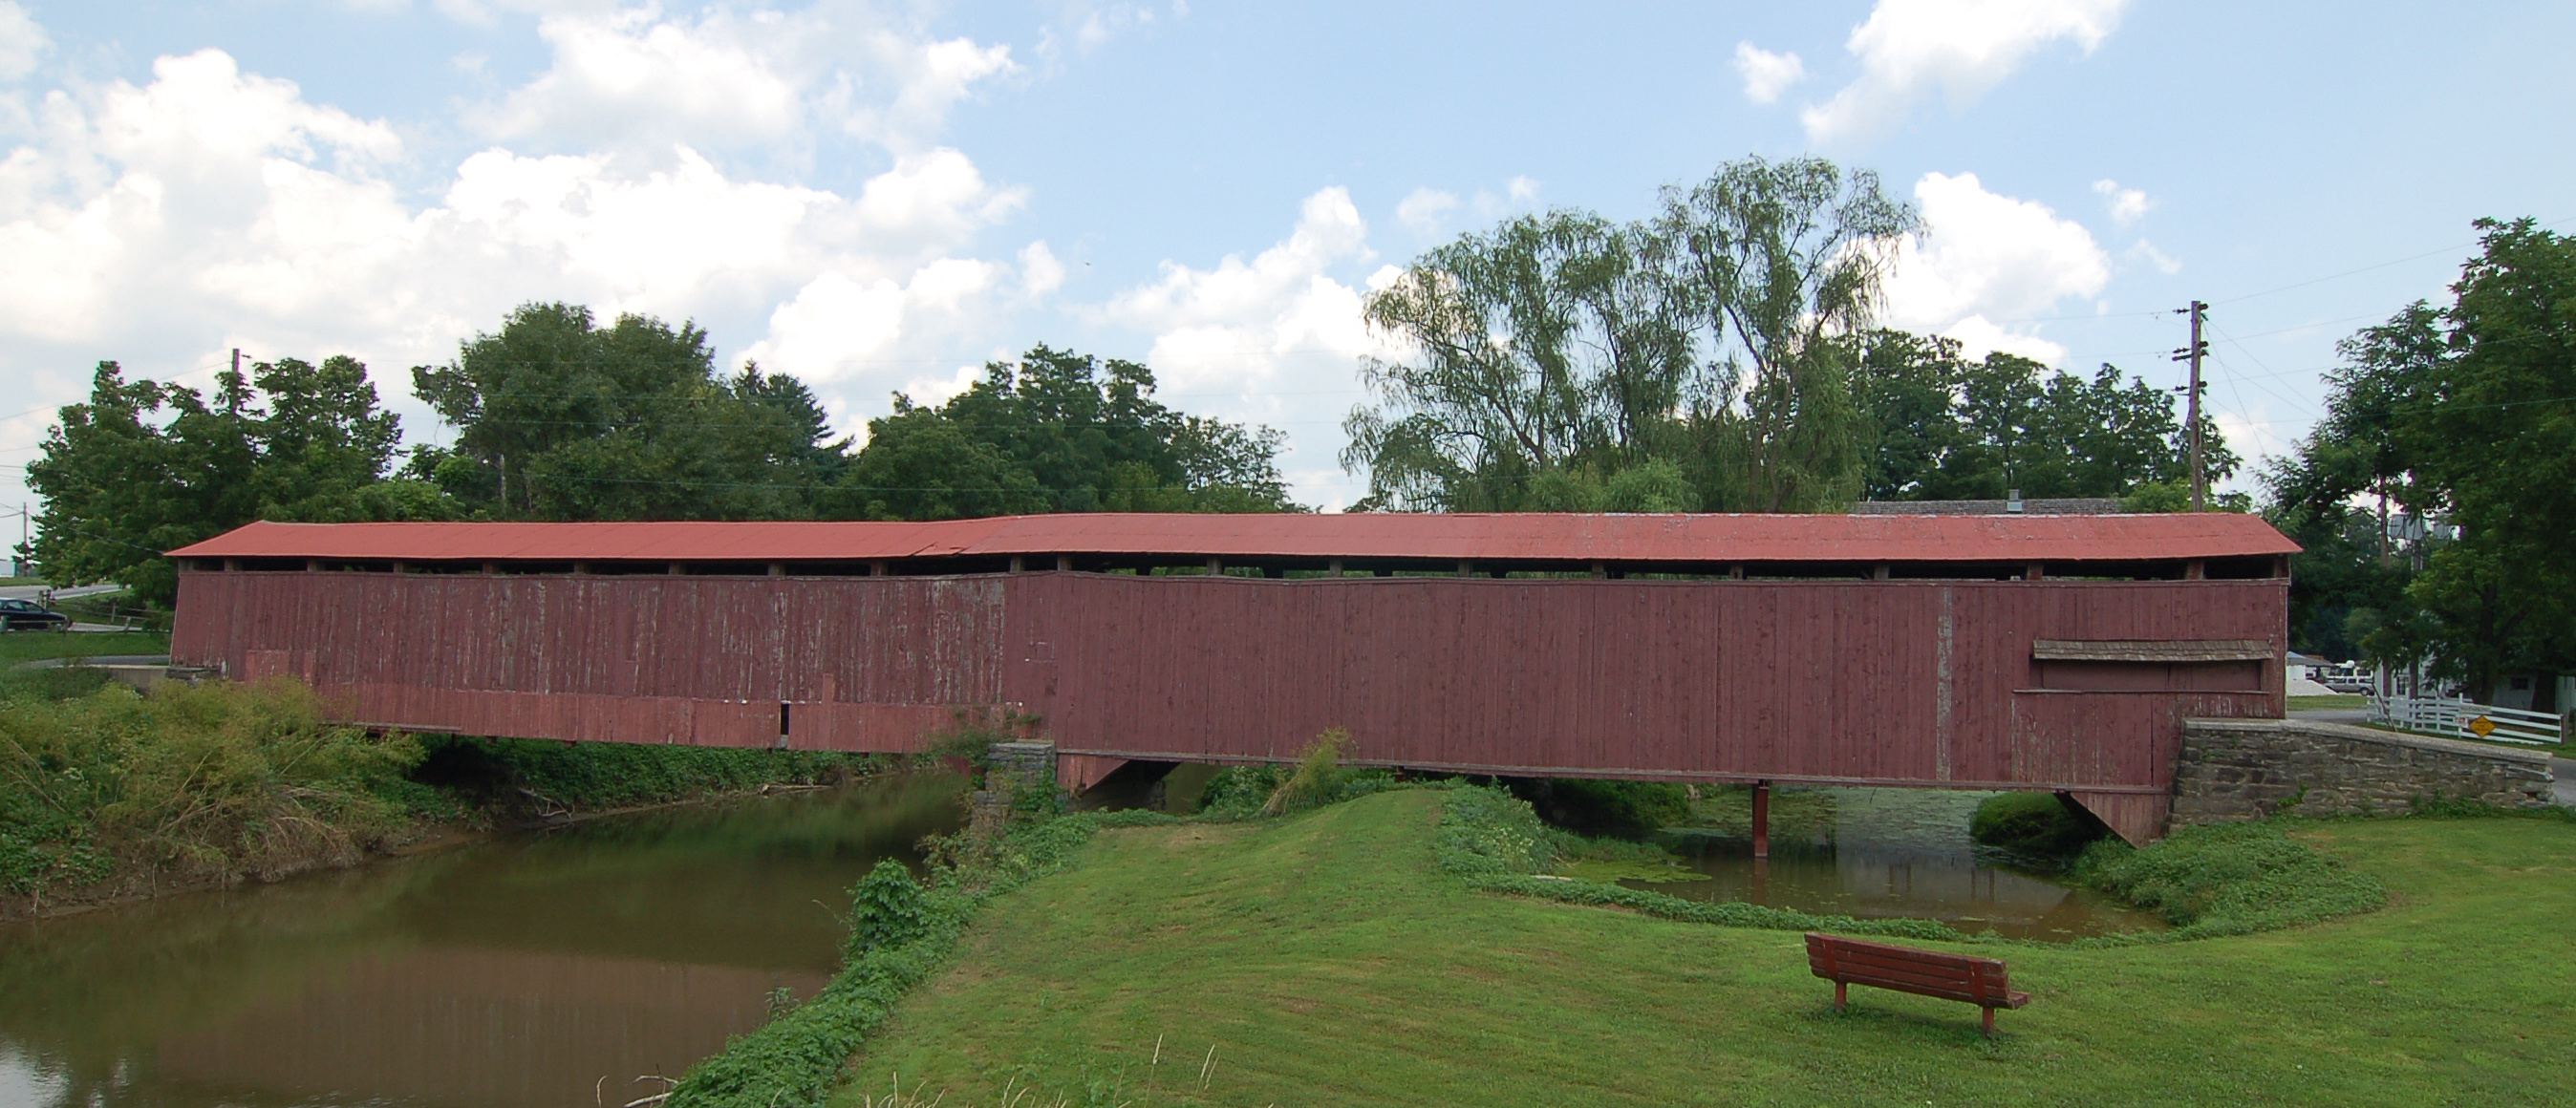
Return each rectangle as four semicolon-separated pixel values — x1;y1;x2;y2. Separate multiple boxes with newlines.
1;0;2570;521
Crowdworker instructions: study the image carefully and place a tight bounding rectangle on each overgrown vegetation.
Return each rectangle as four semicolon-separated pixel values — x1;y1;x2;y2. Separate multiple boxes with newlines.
668;806;1176;1108
0;679;421;907
2069;820;2389;940
1970;792;2108;859
1504;776;1690;839
1192;729;1402;820
407;733;865;817
0;676;880;914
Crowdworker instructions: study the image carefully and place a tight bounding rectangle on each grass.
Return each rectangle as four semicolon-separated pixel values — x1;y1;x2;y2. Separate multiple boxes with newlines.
833;790;2576;1107
2287;694;2369;712
0;629;169;669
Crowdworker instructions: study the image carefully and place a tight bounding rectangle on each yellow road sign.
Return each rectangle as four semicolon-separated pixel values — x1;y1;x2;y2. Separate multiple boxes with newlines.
2467;714;2496;738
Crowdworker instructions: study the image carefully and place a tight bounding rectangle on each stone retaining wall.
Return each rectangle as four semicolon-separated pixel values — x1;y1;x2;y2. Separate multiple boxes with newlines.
967;741;1059;839
2174;718;2554;824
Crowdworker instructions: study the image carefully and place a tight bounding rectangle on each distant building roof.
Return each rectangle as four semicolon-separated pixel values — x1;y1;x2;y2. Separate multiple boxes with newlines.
1850;499;2124;516
170;512;2299;568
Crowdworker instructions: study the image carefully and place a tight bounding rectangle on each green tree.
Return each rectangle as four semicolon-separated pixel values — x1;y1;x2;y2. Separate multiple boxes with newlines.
1853;330;1969;501
409;303;848;521
2268;219;2576;700
844;346;1299;520
26;356;438;606
1661;156;1918;512
1344;156;1916;513
1343;211;1693;510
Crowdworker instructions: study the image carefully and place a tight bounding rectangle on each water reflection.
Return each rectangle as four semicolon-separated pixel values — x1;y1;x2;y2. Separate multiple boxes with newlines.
0;772;965;1108
1640;787;2165;941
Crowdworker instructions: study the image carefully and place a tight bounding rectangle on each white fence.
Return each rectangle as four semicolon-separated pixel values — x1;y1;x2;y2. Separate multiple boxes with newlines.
2368;694;2565;745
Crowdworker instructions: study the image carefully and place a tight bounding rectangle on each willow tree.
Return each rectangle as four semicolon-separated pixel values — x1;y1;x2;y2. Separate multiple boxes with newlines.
1342;211;1696;511
1657;157;1917;511
1343;156;1917;512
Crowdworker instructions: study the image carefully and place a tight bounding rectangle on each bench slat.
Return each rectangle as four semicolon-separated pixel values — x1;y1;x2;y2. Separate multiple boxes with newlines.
1805;932;2030;1027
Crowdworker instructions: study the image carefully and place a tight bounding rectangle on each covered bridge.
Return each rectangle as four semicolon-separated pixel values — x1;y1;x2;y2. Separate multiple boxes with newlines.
166;512;2301;842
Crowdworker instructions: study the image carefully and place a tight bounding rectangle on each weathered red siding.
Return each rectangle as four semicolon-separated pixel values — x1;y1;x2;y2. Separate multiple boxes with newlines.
175;571;1005;752
172;567;2286;841
1005;574;2283;794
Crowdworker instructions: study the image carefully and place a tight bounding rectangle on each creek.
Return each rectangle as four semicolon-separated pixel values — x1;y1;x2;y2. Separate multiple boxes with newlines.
0;772;966;1108
1628;787;2168;941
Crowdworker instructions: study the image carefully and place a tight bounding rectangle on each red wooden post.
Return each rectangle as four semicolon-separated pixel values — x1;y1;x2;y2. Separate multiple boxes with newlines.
1750;779;1771;860
1982;1006;1996;1036
1834;981;1847;1010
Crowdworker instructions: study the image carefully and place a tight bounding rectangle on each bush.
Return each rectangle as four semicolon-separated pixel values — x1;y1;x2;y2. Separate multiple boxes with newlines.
2070;820;2386;939
844;859;934;958
408;734;868;814
1194;764;1284;820
1507;777;1689;840
1970;792;2104;858
0;666;118;702
0;679;424;898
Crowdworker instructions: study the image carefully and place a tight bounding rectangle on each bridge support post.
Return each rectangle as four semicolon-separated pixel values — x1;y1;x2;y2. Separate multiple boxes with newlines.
969;741;1059;840
1750;780;1771;860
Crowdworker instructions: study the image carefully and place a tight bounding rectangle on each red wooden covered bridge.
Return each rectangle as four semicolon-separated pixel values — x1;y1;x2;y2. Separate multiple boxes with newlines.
166;511;2300;843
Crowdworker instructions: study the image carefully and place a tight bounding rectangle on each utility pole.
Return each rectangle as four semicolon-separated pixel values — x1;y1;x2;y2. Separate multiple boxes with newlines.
2172;301;2208;511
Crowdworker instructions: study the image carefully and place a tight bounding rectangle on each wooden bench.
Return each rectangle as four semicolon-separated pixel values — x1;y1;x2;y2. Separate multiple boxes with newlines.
1805;933;2030;1035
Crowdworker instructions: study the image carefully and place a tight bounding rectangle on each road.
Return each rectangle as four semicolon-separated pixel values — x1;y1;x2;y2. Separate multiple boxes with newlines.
0;582;122;603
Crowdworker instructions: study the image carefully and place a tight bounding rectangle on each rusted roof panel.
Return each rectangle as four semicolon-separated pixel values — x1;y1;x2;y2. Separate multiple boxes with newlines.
167;511;2300;565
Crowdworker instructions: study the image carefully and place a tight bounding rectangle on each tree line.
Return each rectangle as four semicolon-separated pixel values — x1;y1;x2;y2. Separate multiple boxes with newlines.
28;306;1299;606
2265;218;2574;706
29;155;2242;611
1343;157;2233;513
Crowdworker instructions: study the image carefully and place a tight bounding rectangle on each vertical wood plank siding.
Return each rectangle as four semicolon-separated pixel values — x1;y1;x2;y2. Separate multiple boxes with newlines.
1003;573;2285;796
174;571;1005;751
173;569;2284;797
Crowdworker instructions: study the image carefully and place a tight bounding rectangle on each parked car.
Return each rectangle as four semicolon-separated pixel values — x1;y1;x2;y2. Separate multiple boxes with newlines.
0;598;71;630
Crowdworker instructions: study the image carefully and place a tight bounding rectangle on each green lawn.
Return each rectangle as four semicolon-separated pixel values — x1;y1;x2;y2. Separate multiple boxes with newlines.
0;629;169;668
838;792;2576;1107
2287;694;2369;712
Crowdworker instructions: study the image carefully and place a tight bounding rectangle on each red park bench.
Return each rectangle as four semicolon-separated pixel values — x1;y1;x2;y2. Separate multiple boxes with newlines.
1805;932;2030;1035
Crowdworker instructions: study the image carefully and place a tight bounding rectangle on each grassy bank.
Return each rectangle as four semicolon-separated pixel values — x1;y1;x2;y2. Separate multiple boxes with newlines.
834;790;2575;1107
2287;694;2369;712
0;676;879;917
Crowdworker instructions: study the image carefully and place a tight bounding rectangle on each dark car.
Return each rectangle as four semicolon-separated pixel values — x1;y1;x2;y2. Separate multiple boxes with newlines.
0;598;71;630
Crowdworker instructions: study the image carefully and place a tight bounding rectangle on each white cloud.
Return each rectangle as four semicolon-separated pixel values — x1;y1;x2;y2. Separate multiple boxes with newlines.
0;2;50;81
2127;237;2180;275
740;257;998;384
1037;2;1171;57
475;9;805;150
1802;0;2128;146
1393;177;1539;241
471;5;1016;158
2093;178;2150;224
0;41;1026;505
1105;187;1400;509
1019;239;1065;297
1879;171;2111;362
1733;42;1805;104
1395;187;1457;236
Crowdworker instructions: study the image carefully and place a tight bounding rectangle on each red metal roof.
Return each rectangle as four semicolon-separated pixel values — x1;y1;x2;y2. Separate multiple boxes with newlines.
168;512;2300;565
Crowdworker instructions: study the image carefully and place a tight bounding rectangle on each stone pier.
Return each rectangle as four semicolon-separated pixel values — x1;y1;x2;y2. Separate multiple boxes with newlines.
967;741;1060;840
2173;718;2554;824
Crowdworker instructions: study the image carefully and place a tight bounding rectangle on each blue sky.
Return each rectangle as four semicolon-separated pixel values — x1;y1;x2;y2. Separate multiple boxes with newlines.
2;1;2570;515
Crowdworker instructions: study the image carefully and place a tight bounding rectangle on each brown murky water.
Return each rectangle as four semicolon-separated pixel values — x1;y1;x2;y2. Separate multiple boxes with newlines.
0;773;965;1108
1636;787;2168;941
